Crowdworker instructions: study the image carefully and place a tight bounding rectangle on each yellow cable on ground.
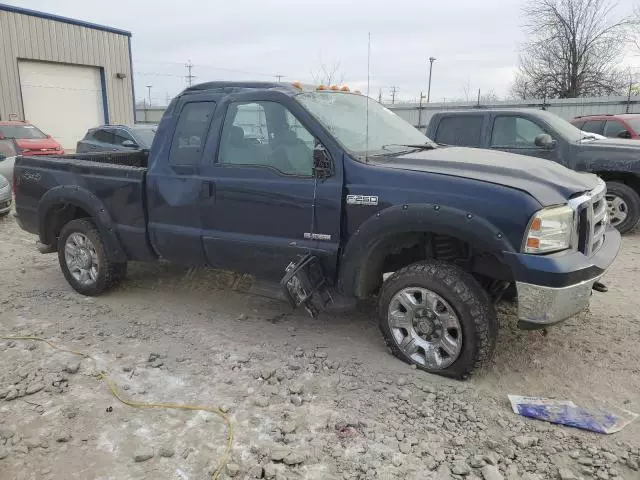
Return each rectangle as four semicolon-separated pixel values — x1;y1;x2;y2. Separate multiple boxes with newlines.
0;335;233;480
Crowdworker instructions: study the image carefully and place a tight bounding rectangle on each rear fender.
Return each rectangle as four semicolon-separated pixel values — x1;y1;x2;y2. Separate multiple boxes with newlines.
337;203;515;298
37;185;127;262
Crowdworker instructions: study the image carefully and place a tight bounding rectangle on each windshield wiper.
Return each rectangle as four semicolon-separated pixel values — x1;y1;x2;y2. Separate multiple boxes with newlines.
381;143;436;151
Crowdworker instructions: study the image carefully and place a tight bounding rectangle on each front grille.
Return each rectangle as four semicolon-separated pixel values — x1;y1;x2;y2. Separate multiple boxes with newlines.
572;181;606;256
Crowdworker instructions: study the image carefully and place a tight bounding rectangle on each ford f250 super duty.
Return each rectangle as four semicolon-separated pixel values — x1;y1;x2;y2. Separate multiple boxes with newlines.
13;82;621;378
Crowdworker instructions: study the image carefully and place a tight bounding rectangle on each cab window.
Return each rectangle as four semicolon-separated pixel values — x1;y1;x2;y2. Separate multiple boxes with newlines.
218;101;315;176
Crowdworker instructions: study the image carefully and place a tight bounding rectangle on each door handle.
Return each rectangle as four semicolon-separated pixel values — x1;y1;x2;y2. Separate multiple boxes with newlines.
200;181;214;199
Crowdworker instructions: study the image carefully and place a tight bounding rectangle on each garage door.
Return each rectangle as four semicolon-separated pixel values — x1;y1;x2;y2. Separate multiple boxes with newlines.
18;61;105;152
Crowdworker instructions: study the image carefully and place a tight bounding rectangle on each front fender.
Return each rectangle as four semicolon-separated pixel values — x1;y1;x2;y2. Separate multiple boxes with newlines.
337;203;516;297
37;185;127;262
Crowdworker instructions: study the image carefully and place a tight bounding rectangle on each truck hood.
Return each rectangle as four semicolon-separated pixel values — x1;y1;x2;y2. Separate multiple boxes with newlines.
575;138;640;173
369;146;599;206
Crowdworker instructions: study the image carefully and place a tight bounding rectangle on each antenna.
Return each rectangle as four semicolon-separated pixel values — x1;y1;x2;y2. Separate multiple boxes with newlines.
365;32;371;163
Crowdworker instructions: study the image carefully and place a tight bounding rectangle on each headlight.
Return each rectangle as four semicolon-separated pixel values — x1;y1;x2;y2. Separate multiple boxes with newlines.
523;205;575;254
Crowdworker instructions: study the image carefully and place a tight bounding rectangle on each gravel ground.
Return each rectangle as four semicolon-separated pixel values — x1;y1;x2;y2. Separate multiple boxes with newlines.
0;212;639;480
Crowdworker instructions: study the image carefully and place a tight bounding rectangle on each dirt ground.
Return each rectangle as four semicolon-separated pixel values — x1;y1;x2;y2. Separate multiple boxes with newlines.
0;212;639;480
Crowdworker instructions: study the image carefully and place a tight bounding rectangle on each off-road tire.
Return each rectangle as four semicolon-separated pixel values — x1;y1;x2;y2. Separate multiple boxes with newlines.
378;260;497;379
57;219;127;296
605;181;640;234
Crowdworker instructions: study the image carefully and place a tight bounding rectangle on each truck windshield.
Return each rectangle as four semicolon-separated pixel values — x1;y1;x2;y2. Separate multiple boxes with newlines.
296;92;433;156
534;111;583;143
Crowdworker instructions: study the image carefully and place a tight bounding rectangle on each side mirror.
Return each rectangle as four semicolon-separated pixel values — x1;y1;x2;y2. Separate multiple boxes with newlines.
46;134;52;139
122;139;138;148
312;143;333;179
534;133;556;149
618;130;632;139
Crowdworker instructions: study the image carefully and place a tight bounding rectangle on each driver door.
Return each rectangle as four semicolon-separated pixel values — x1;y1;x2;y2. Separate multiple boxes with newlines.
488;114;557;161
199;98;343;281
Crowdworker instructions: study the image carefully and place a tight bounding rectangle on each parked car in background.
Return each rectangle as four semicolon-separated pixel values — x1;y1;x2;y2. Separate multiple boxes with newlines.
76;124;157;153
571;114;640;140
0;139;17;184
426;109;640;233
0;121;64;155
0;174;11;217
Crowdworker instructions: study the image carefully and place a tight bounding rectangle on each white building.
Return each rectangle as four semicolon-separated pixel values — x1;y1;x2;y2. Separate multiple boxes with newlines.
0;3;134;150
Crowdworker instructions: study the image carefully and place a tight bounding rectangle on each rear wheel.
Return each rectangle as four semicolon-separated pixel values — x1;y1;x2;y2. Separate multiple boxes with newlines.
605;181;640;234
378;260;497;379
57;219;127;296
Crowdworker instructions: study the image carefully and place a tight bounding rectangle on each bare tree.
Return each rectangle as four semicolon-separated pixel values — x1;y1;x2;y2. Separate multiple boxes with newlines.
513;0;634;98
633;6;640;53
461;79;472;101
311;59;345;86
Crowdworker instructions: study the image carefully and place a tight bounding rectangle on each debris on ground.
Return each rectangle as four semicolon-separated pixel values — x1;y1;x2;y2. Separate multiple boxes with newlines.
509;395;638;434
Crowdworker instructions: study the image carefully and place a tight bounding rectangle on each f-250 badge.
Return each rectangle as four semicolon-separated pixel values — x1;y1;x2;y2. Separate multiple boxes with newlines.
346;195;378;206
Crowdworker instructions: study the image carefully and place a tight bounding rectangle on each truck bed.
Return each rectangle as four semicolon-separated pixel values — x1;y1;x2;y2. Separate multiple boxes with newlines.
59;149;149;168
14;153;153;261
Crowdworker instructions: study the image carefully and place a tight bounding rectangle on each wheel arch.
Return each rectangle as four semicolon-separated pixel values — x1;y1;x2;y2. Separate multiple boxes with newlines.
337;204;516;298
37;185;127;262
594;171;640;195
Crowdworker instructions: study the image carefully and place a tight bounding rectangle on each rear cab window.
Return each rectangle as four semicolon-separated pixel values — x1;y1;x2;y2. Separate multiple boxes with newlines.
434;116;484;147
169;101;216;166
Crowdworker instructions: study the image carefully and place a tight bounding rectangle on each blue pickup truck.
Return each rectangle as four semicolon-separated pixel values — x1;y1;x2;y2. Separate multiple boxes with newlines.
13;82;620;378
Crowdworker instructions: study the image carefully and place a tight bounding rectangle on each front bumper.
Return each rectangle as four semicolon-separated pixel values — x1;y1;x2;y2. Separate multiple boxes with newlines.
516;275;602;328
503;225;621;328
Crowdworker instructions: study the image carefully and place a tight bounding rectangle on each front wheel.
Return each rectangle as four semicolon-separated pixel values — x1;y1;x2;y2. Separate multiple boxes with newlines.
378;260;497;379
605;181;640;234
57;219;127;296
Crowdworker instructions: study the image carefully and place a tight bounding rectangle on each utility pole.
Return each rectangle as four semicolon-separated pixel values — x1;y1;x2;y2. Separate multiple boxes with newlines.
185;60;195;87
389;86;399;104
146;85;152;107
427;57;436;103
417;91;426;130
274;74;284;82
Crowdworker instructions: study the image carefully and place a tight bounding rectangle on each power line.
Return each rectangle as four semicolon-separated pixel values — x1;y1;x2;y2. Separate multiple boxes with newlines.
389;86;399;104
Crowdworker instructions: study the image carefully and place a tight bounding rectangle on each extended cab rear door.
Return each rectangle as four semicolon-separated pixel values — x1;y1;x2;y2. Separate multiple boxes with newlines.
146;95;217;265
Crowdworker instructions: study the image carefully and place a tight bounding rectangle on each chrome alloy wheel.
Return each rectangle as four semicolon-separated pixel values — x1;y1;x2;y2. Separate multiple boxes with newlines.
606;193;628;227
387;287;463;369
64;232;99;286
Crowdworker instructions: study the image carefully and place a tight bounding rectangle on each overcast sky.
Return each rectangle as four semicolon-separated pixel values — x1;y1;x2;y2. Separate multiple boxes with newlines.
5;0;639;105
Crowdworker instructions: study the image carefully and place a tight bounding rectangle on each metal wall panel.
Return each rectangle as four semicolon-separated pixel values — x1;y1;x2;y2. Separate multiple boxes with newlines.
0;8;133;124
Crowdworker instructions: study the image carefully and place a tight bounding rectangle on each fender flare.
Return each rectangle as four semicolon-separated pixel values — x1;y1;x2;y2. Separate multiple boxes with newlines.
37;185;127;262
337;203;516;298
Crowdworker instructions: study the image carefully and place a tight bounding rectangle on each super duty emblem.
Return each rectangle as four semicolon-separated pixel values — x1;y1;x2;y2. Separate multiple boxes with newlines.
347;194;378;206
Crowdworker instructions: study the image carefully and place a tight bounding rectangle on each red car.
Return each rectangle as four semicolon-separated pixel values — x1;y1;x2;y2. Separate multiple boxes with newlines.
0;121;64;155
571;114;640;140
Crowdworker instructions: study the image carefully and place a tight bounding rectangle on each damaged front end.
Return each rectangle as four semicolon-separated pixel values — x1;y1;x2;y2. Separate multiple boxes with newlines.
280;254;333;318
